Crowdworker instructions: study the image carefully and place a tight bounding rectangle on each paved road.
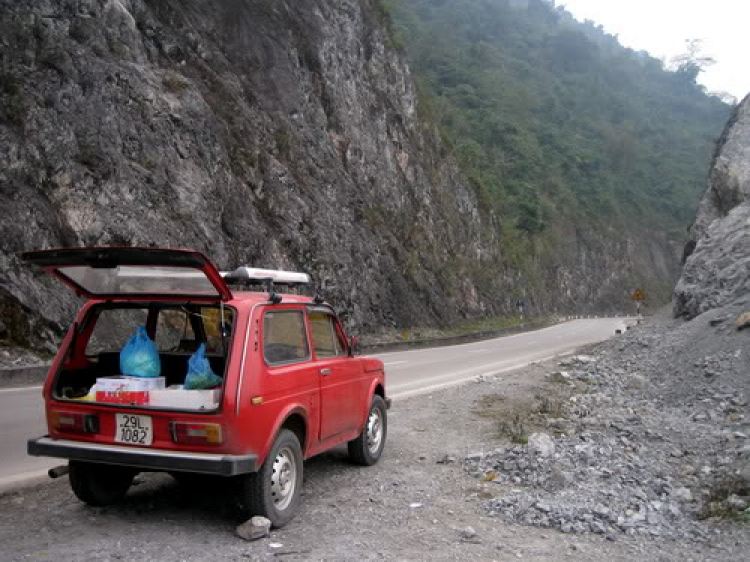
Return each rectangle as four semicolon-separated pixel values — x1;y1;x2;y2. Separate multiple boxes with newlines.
0;317;628;490
0;385;57;489
378;318;628;399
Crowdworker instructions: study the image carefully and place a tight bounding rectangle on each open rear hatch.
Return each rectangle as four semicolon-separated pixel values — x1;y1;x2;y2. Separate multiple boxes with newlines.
22;248;236;422
21;247;233;301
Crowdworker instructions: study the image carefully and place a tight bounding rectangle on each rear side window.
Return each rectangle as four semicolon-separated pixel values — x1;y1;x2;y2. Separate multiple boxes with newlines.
85;308;148;355
155;308;195;352
200;307;233;353
155;306;235;354
309;311;344;358
85;306;235;356
263;311;310;365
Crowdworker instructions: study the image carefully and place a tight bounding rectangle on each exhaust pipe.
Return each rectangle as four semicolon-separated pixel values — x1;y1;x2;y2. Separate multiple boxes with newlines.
48;465;70;479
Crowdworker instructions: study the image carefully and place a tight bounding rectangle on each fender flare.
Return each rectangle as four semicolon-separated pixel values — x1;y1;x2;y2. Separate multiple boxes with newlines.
358;376;386;431
259;404;310;466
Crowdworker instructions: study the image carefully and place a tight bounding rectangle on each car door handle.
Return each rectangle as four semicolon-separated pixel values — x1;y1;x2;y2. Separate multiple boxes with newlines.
319;368;331;376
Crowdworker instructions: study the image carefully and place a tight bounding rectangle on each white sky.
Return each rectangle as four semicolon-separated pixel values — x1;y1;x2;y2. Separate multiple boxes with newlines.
560;0;750;100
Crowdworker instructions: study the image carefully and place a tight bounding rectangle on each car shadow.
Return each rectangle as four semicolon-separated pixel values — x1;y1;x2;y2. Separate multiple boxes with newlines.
103;444;362;526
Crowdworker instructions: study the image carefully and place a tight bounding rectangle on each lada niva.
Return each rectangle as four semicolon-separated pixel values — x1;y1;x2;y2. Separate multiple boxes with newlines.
24;247;389;527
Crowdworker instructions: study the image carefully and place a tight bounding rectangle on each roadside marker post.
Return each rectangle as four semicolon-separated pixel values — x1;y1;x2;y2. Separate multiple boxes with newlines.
631;288;645;316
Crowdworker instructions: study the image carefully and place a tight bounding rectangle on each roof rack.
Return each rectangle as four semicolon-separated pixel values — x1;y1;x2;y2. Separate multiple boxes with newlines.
221;267;314;304
221;267;311;287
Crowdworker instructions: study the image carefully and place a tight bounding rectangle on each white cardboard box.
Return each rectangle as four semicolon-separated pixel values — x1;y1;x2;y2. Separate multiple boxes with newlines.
149;388;220;410
95;376;166;392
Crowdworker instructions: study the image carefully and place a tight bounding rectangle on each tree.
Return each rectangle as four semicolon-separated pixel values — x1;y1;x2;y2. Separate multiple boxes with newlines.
670;39;716;85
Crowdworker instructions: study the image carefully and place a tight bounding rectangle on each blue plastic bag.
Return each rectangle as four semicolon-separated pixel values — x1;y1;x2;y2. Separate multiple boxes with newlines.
120;326;161;378
184;343;222;390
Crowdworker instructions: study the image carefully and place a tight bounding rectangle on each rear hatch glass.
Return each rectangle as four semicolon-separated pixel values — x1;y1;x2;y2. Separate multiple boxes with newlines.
54;303;235;413
60;266;219;297
21;247;232;301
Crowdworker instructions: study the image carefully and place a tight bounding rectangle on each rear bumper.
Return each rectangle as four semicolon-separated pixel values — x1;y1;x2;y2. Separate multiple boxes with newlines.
28;436;258;476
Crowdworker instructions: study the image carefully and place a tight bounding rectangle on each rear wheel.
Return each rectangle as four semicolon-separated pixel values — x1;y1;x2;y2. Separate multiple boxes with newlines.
237;429;303;528
69;461;134;506
348;395;387;466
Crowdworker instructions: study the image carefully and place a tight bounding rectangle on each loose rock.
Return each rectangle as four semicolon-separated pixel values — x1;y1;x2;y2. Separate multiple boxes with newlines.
235;516;271;541
459;526;478;540
527;433;555;458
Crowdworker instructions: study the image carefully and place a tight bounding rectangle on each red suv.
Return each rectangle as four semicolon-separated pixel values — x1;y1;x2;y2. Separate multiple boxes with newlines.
24;247;389;527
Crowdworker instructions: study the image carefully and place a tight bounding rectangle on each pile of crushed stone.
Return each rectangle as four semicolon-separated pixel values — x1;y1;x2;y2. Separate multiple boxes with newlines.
466;305;750;540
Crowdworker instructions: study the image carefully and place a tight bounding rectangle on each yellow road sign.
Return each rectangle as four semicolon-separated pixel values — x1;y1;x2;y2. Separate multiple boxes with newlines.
632;288;645;301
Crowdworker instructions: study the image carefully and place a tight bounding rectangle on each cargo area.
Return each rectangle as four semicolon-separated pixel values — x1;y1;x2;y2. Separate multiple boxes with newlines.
53;303;235;412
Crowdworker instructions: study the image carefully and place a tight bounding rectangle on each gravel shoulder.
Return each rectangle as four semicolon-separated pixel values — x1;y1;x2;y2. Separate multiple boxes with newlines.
1;312;748;561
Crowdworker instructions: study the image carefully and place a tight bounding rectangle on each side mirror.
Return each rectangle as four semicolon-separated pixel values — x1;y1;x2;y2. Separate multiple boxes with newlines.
348;335;359;357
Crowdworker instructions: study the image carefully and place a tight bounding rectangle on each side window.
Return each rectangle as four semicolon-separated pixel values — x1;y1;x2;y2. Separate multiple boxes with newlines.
332;320;347;355
85;308;148;355
200;307;235;354
155;308;195;352
309;311;346;358
263;310;310;365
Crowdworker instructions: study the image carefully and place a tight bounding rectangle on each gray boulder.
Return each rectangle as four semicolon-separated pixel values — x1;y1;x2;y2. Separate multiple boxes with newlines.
236;516;272;541
675;95;750;318
528;432;556;458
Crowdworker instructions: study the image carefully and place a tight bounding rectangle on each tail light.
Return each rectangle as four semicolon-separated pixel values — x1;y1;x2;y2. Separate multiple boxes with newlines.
50;411;99;434
169;422;223;445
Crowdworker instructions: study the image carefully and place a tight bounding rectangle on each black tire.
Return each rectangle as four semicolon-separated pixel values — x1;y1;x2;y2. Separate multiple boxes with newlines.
348;395;387;466
68;461;134;507
237;429;303;528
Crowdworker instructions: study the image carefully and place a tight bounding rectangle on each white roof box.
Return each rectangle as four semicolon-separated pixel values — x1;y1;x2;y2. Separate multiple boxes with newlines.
221;267;311;286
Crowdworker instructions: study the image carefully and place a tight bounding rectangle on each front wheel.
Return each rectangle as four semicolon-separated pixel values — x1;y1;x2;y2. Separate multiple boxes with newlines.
237;429;303;528
348;395;387;466
68;461;134;506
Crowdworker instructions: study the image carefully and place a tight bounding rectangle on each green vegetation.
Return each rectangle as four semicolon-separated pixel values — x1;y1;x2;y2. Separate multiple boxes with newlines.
445;314;549;335
474;381;573;444
388;0;730;244
699;474;750;522
378;314;550;344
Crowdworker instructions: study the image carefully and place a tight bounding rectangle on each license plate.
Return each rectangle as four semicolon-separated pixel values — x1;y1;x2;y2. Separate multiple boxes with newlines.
115;413;153;446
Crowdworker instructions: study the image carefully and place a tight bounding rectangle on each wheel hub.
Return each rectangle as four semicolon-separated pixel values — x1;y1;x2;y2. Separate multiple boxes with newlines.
270;446;297;510
366;408;383;454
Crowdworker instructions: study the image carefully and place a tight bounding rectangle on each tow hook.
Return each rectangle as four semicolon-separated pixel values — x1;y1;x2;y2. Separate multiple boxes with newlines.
48;465;70;479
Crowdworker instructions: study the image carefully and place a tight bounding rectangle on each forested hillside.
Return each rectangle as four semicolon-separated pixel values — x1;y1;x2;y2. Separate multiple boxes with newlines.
389;0;730;287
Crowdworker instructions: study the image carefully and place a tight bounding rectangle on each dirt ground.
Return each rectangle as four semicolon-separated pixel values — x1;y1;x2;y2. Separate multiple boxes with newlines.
1;351;748;561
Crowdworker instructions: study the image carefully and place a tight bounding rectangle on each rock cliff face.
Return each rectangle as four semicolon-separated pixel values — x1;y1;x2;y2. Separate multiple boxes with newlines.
0;0;680;350
0;0;492;348
674;95;750;318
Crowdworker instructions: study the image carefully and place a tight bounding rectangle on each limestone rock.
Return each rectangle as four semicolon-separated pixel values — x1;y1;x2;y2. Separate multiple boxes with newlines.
0;0;495;348
528;433;556;458
236;516;271;541
673;487;693;502
675;95;750;318
458;526;478;540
